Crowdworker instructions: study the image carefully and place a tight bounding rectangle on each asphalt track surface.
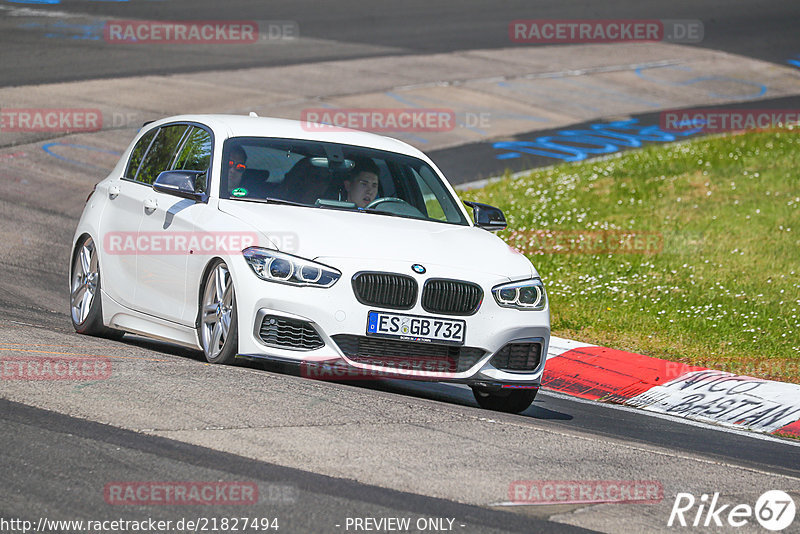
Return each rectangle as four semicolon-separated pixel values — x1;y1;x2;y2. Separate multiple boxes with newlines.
1;1;800;533
2;399;592;534
1;0;799;86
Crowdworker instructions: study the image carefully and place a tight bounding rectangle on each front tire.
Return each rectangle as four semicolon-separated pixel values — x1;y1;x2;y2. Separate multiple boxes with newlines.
69;235;124;340
472;387;537;413
199;260;239;364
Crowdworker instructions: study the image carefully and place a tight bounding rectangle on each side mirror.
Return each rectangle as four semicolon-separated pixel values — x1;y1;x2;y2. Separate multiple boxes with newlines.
153;170;206;201
463;201;507;232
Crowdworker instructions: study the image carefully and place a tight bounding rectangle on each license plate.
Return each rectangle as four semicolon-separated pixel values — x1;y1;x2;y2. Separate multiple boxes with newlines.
366;311;465;345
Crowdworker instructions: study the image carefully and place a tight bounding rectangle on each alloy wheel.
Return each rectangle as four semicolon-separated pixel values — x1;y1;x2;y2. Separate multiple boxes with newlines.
70;237;99;326
200;263;235;360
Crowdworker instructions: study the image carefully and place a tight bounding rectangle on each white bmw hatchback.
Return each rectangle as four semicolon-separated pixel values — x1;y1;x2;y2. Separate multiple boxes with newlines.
70;114;550;413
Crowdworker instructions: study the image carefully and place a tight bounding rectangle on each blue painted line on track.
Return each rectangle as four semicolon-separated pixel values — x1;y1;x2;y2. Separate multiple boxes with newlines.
42;142;121;171
492;118;703;162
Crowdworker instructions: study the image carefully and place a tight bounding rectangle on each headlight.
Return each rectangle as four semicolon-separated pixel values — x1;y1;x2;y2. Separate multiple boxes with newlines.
492;278;547;310
243;247;340;287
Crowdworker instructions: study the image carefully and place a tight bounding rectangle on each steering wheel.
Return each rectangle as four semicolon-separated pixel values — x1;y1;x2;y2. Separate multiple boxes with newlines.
365;197;426;219
365;197;409;210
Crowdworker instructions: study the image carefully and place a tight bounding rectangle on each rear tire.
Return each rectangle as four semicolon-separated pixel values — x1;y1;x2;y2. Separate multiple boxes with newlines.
198;260;239;365
69;235;124;340
472;387;537;413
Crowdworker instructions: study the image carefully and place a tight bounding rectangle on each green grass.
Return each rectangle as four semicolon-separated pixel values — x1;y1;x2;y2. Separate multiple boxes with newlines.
464;129;800;383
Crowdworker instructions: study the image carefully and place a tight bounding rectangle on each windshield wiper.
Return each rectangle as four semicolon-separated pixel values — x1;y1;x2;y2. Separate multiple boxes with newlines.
235;196;310;207
315;199;358;210
362;208;408;219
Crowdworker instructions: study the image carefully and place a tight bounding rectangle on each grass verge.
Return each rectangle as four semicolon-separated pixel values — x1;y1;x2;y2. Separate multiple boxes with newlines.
464;129;800;383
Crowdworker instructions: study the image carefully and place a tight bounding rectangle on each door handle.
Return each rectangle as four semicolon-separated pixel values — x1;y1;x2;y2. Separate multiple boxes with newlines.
108;185;120;199
144;198;158;213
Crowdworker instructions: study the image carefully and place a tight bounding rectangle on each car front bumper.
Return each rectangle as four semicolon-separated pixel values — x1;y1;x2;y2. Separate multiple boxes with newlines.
232;256;550;387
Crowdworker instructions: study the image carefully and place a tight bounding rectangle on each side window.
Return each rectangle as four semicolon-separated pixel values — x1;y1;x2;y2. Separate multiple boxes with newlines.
173;127;212;172
125;129;157;180
413;166;454;222
134;125;190;185
414;172;439;219
173;127;212;193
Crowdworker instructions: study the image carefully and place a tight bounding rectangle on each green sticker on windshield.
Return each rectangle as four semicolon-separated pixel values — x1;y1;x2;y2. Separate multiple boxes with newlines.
232;188;248;197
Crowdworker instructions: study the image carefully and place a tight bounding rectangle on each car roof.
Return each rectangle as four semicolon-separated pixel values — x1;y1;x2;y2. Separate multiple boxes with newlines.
147;114;429;160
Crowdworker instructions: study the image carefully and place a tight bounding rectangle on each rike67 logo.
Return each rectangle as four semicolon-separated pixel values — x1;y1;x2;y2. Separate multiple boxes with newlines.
669;490;796;531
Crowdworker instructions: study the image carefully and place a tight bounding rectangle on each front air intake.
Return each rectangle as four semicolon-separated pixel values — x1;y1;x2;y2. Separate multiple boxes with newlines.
332;334;485;373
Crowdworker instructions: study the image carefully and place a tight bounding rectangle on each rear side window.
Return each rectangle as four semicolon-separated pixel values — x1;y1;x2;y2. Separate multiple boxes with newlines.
130;124;190;184
174;127;212;172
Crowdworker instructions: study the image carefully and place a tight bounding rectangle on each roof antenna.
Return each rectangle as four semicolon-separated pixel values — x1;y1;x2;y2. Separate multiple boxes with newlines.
249;112;259;118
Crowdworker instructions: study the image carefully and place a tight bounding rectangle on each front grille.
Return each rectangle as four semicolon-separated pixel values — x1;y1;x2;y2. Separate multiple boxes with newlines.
332;334;484;373
421;279;483;316
490;343;542;372
352;272;418;309
258;315;324;351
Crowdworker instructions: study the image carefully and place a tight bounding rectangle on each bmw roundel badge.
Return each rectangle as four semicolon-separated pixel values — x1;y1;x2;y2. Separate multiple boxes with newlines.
411;264;426;274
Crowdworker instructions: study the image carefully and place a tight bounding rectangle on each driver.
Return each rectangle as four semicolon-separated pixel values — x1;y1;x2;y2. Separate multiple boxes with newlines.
227;145;248;192
344;157;380;209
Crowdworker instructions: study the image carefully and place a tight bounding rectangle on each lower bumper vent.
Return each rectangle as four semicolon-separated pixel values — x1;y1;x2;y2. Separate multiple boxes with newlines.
258;315;324;351
332;334;484;373
489;342;542;372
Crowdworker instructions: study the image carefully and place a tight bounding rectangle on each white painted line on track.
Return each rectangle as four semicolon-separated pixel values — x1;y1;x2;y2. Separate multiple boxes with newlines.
0;5;85;18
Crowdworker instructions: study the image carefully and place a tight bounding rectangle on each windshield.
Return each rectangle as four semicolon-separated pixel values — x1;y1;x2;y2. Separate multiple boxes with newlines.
220;137;469;225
